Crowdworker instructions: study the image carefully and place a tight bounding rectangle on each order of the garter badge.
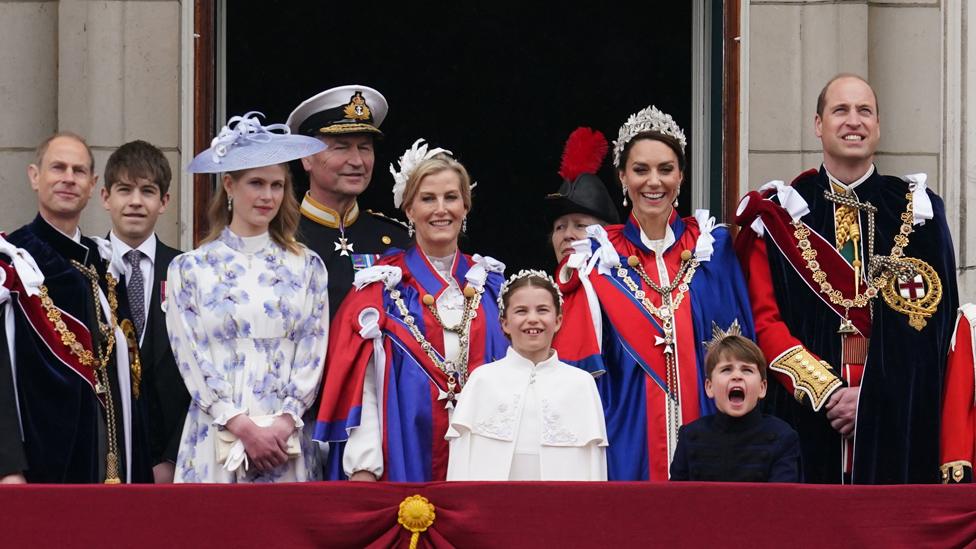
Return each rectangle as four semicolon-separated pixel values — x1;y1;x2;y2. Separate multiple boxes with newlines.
880;256;942;330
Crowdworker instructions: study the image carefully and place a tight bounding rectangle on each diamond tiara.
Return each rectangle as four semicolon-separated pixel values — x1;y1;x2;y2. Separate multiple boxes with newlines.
497;269;563;316
612;105;687;167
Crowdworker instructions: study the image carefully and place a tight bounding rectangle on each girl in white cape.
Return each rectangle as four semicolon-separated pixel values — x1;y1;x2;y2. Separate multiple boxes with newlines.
446;270;608;481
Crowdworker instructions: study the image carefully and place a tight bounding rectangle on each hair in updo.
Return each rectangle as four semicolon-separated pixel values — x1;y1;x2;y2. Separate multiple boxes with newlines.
617;131;686;173
400;153;473;212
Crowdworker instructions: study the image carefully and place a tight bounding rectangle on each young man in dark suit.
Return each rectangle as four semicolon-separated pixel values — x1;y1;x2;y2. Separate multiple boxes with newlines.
101;140;187;483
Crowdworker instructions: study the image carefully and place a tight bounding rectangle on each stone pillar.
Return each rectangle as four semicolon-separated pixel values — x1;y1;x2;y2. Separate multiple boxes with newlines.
0;1;58;233
59;0;182;245
746;0;973;302
0;0;182;246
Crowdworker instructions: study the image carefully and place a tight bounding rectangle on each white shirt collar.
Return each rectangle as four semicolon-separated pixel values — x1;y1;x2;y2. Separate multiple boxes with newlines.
505;346;560;370
109;231;157;265
50;222;81;243
638;222;675;253
823;164;875;191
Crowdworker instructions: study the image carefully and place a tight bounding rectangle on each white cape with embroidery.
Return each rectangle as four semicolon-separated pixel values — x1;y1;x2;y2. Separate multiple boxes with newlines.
446;347;608;481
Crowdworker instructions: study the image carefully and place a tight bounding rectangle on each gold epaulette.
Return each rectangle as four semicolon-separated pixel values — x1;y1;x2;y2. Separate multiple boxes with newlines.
770;346;842;411
941;460;971;484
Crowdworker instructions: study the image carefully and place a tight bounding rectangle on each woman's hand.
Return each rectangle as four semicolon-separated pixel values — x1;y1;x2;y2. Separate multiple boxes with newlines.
349;470;378;482
270;414;297;446
226;415;289;472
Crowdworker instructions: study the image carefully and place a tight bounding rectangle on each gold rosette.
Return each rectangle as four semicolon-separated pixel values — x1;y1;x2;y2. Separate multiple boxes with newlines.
398;494;436;549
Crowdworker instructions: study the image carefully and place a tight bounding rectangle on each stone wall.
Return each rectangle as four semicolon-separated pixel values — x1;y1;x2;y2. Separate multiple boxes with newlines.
1;1;971;302
0;0;182;246
746;0;976;303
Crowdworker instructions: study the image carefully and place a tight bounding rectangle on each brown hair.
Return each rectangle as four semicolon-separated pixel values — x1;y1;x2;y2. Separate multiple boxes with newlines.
617;131;686;174
500;274;562;317
201;163;302;254
104;140;172;195
705;335;768;381
33;132;95;172
400;153;473;212
816;73;879;118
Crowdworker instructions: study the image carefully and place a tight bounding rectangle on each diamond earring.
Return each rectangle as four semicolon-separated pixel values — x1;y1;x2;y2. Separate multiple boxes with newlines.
461;217;468;234
622;185;628;207
408;220;415;238
227;196;233;212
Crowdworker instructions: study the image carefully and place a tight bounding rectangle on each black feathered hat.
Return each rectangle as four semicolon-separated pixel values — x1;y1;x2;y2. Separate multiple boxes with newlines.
545;127;619;225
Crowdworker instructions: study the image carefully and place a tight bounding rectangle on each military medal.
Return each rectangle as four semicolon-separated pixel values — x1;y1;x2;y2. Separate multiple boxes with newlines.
334;236;354;256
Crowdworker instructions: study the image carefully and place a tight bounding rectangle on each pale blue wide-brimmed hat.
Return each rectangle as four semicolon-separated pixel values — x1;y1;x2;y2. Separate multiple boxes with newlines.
186;111;327;174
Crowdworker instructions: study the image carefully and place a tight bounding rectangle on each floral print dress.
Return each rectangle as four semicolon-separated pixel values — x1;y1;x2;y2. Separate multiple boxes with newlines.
166;228;329;482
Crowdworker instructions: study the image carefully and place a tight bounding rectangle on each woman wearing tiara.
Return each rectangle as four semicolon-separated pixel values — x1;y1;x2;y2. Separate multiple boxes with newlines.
315;139;509;482
446;270;607;481
553;106;755;481
167;113;330;482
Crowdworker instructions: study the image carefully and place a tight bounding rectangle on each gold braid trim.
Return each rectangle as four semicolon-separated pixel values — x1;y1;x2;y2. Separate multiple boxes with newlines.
770;346;842;411
38;285;96;368
121;319;142;400
941;460;972;484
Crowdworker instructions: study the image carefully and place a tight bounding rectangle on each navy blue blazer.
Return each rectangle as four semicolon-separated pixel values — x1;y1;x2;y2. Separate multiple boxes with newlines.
669;407;801;483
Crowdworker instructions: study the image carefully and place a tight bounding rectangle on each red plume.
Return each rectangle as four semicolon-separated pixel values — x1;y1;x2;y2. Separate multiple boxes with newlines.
558;127;608;182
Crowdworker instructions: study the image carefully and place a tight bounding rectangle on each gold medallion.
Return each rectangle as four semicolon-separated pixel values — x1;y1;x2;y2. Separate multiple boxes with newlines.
881;257;942;331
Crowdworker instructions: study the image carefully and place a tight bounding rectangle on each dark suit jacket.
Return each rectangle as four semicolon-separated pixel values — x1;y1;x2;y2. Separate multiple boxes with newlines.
141;238;188;464
669;408;801;483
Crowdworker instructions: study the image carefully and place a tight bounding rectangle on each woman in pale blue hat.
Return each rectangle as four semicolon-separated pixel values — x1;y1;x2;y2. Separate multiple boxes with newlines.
166;112;330;482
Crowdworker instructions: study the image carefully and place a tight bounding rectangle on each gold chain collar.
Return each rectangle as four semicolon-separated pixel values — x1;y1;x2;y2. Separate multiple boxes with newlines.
793;190;915;329
389;285;483;401
614;249;699;460
68;260;123;484
616;250;699;336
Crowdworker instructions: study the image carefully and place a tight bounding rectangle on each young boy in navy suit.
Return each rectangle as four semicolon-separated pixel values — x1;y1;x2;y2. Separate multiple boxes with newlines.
670;329;800;482
101;140;187;483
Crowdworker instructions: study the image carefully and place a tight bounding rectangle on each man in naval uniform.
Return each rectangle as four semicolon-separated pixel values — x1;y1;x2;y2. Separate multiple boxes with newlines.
287;85;411;317
734;74;958;483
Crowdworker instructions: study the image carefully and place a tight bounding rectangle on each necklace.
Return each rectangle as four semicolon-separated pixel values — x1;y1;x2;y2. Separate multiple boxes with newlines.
389;285;482;403
421;286;477;333
615;249;699;460
794;189;916;333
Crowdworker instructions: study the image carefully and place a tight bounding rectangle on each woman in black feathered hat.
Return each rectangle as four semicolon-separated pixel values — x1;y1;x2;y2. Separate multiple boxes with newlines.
545;128;620;264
